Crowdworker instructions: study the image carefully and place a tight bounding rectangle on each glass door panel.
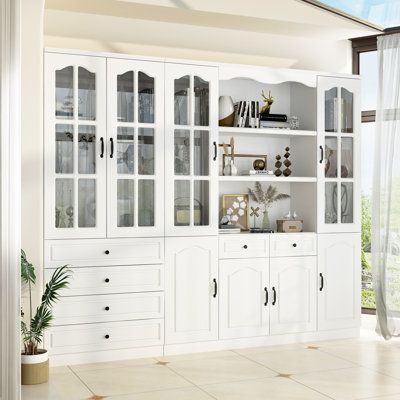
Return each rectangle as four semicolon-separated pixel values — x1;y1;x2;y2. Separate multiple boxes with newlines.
324;87;338;133
138;128;154;175
117;179;134;227
194;130;209;176
138;72;154;123
341;182;354;223
55;66;74;119
174;75;190;125
138;179;154;226
194;76;209;126
78;179;96;227
55;178;74;228
325;137;337;178
174;180;190;226
341;137;354;178
55;124;73;173
78;67;96;121
117;127;135;175
194;180;209;226
325;182;338;224
117;71;134;122
174;129;190;175
78;126;96;174
341;88;354;133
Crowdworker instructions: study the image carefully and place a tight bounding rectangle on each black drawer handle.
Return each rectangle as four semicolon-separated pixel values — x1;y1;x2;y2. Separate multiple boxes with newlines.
105;306;110;311
243;245;248;249
105;334;110;339
105;250;110;255
272;287;277;305
319;273;324;291
105;278;110;283
100;137;104;158
292;243;297;248
110;138;114;158
213;278;218;298
264;287;268;306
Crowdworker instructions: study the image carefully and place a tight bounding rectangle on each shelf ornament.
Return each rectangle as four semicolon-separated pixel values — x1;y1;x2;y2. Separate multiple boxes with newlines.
260;90;274;115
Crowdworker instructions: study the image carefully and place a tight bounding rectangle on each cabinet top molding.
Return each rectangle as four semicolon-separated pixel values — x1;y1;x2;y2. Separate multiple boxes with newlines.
44;47;360;88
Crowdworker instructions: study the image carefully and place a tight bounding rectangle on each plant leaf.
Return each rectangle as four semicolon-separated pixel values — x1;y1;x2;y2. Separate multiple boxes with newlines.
21;249;36;285
41;265;72;308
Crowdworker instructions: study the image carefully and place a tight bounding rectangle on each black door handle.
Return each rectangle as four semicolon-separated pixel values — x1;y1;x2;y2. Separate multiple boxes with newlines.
100;137;104;158
319;145;324;164
272;287;277;305
319;273;324;291
264;287;268;306
213;141;217;161
110;138;114;158
213;278;218;298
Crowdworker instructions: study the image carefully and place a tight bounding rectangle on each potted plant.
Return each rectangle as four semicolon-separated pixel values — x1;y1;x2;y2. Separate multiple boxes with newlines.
21;250;72;385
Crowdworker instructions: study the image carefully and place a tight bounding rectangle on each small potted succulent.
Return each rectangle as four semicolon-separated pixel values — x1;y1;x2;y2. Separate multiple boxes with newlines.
21;250;72;385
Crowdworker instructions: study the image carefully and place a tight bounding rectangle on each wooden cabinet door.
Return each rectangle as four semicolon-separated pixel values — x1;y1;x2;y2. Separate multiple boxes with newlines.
219;258;269;339
44;52;107;239
318;233;361;330
165;236;218;344
270;257;317;335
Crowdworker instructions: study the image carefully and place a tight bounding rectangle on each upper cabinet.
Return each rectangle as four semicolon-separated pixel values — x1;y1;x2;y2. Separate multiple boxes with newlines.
45;53;107;239
107;59;164;237
164;64;219;236
317;76;361;233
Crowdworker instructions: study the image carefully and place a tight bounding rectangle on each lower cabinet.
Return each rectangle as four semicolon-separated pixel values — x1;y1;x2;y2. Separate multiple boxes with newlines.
165;236;218;344
219;258;269;339
318;233;361;331
270;257;317;335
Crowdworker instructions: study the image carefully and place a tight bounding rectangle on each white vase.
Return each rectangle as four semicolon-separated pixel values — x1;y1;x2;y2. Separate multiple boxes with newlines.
223;160;238;176
219;96;235;127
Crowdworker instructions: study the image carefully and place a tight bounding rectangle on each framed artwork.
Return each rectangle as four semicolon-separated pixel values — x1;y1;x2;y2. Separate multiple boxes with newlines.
222;194;249;230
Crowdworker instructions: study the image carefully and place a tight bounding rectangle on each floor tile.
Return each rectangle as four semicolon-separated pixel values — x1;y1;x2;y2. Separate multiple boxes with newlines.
75;364;191;397
70;357;156;372
166;354;275;385
157;350;237;363
368;360;400;380
21;369;92;400
201;376;330;400
233;343;303;356
243;348;356;374
292;366;400;400
107;386;214;400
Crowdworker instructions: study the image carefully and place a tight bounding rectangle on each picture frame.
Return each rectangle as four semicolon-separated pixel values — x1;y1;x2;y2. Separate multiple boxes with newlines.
222;194;249;230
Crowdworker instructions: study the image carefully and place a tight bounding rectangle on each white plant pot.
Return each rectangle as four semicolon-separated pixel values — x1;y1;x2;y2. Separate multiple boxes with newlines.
21;349;49;385
219;96;235;126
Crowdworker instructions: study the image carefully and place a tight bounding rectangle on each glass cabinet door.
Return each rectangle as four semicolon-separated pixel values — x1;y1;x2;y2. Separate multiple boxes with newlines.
107;59;164;237
45;53;107;239
165;64;218;236
318;76;360;233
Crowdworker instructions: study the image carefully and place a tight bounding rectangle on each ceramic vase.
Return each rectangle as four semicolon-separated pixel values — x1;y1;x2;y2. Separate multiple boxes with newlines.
219;96;235;127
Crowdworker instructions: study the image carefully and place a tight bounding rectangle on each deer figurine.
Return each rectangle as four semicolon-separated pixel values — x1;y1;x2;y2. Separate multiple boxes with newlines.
260;90;274;115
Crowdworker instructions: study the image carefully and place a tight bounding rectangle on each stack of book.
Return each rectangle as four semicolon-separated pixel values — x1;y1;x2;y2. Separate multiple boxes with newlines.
234;101;259;128
259;113;289;129
219;225;241;234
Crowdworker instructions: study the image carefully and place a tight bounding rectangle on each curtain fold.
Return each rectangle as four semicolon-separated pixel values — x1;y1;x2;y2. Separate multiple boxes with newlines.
372;33;400;339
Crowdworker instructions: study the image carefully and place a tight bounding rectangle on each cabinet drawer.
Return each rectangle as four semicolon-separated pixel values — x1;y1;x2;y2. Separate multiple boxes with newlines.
45;238;164;268
52;292;164;325
270;233;316;257
46;319;164;355
45;264;163;296
219;234;269;259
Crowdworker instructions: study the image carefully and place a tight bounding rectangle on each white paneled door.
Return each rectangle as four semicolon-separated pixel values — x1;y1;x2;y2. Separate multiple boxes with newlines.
45;53;107;239
318;233;361;330
219;258;269;339
165;236;218;344
107;58;164;237
270;257;317;335
165;63;219;236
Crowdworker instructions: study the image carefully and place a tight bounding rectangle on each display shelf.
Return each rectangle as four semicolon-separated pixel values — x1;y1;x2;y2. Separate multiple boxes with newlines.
219;176;317;183
219;127;317;137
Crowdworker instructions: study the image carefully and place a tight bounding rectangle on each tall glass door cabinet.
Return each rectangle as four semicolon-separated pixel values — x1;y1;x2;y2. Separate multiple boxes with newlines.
317;76;361;233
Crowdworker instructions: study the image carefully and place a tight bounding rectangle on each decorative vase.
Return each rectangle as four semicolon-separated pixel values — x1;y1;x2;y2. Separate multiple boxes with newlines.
223;160;237;176
219;96;235;127
262;209;270;229
21;349;49;385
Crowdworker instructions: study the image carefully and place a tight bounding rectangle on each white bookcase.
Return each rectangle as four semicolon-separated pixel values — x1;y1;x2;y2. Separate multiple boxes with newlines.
44;49;361;366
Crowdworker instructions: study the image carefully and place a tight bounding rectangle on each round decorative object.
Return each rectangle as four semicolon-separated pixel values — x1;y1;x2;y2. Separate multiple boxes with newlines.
275;155;282;177
253;159;266;171
283;147;292;177
219;96;235;127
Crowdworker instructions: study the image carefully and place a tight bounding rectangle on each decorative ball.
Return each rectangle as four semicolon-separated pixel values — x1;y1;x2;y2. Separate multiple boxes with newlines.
253;159;266;171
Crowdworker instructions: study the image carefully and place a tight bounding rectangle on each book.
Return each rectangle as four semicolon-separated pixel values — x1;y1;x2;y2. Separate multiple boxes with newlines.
219;227;241;234
249;170;274;175
236;101;244;127
260;121;290;129
260;113;287;122
241;101;250;127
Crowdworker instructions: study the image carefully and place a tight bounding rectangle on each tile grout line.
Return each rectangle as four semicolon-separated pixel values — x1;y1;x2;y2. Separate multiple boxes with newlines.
67;365;96;397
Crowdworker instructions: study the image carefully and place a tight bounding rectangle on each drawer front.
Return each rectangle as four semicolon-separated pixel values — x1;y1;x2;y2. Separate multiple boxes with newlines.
270;233;316;257
46;319;164;355
45;238;164;268
45;265;163;296
52;292;164;325
219;234;269;259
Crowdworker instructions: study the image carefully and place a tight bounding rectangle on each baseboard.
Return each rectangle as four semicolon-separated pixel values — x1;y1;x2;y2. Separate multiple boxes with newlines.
164;328;360;356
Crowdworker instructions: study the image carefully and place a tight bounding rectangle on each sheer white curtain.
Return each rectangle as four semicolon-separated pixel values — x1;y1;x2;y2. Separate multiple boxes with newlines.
372;33;400;339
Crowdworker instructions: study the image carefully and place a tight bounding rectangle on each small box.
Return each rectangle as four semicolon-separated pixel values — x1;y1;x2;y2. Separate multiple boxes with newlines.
276;219;303;233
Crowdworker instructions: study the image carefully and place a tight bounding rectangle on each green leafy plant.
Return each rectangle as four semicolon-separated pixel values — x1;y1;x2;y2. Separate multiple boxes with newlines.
21;250;72;355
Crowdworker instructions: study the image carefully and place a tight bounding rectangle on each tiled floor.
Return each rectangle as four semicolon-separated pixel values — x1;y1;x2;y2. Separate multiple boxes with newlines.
22;318;400;400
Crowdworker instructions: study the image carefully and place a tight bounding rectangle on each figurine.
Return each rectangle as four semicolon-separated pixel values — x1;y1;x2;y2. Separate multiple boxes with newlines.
260;90;274;115
274;155;282;177
283;146;292;177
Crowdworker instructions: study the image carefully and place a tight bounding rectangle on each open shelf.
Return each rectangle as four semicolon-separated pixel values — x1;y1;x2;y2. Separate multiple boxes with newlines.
219;127;317;138
219;176;317;183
